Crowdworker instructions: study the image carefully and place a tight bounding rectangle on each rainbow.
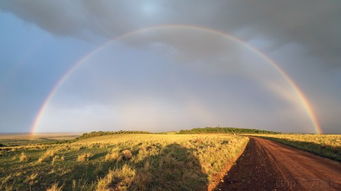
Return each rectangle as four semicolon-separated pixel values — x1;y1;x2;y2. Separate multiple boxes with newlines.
30;24;322;134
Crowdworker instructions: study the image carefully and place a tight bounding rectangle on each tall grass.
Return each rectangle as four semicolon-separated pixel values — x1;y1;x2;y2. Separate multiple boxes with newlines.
0;134;248;190
258;134;341;161
19;152;28;162
46;183;63;191
96;164;135;191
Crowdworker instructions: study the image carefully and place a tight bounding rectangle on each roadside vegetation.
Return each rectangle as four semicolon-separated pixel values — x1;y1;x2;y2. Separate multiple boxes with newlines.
0;133;248;191
258;134;341;161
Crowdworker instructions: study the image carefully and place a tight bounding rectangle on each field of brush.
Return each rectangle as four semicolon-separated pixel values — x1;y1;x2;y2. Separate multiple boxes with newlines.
257;134;341;161
0;134;248;191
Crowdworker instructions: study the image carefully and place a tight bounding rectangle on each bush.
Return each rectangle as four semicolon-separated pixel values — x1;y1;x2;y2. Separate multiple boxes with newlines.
19;152;28;162
96;165;135;191
38;149;59;163
77;153;92;162
52;155;64;164
105;152;119;161
121;150;133;160
46;183;62;191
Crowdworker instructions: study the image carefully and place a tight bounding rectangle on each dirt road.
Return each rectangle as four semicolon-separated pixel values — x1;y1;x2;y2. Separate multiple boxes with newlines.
215;137;341;191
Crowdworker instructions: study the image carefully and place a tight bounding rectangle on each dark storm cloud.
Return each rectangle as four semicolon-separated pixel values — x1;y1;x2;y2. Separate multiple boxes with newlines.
1;0;340;62
1;0;340;133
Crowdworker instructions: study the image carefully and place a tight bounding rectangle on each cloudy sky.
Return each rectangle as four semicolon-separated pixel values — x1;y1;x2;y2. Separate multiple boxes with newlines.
0;0;340;134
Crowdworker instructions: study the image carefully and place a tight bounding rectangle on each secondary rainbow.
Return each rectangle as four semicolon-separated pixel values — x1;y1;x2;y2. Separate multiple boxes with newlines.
30;24;322;134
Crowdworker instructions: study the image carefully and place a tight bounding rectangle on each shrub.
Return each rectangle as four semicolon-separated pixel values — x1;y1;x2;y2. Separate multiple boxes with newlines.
52;155;64;164
19;152;29;162
46;183;62;191
121;150;132;160
0;143;6;147
26;173;38;185
38;149;59;163
96;164;135;191
77;153;92;162
105;152;119;161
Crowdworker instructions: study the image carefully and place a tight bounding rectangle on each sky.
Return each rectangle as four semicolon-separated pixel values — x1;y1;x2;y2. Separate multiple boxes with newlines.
0;0;340;134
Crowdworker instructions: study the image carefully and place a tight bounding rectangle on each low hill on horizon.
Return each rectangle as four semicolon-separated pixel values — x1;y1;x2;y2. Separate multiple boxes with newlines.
178;127;280;134
76;127;279;140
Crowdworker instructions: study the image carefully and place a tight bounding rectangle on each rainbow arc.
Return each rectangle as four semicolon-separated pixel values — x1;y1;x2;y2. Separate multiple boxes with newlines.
31;24;322;134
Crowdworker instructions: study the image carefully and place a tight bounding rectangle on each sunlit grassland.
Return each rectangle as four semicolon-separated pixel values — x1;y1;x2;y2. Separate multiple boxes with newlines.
256;134;341;161
0;134;248;191
0;133;80;146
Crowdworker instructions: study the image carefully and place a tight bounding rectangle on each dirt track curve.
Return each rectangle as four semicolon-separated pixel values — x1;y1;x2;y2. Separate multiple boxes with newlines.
215;137;341;191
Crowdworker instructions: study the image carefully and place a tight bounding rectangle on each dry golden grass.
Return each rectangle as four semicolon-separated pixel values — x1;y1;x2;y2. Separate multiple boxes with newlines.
52;155;64;164
77;153;92;162
38;148;60;163
96;164;135;191
257;134;340;147
19;152;28;162
46;183;63;191
0;134;248;190
25;173;38;185
121;150;133;160
256;134;341;161
104;151;119;161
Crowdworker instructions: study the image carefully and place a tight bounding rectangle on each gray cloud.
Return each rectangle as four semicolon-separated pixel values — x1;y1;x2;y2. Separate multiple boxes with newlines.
0;0;340;59
1;0;340;133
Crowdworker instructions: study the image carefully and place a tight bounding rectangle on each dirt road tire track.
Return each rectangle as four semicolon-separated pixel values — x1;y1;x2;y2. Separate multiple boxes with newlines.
215;137;341;191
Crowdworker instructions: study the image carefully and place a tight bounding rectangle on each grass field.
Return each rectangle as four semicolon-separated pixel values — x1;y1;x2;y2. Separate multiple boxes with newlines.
0;133;80;147
256;134;341;161
1;130;340;191
0;133;248;191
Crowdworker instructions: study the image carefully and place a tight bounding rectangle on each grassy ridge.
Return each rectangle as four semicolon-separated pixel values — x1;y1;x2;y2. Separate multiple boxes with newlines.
0;134;248;191
179;127;279;134
258;134;341;161
76;131;151;140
